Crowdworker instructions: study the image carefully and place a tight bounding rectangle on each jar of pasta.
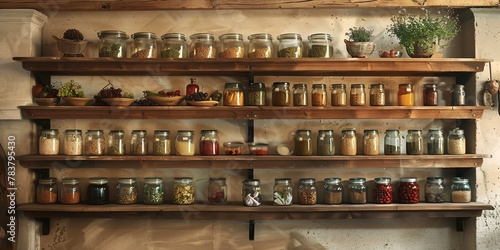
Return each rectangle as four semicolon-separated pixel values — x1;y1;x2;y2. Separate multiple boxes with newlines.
341;129;357;156
85;130;105;155
160;33;187;58
130;130;147;155
97;30;128;58
223;83;244;106
63;129;82;156
307;33;333;58
248;33;273;58
350;84;366;106
189;33;216;58
311;84;327;106
272;82;290;106
39;129;59;155
398;84;415;106
330;84;347;106
277;33;303;58
175;130;194;156
219;33;244;58
293;84;308;106
131;32;157;58
173;177;195;205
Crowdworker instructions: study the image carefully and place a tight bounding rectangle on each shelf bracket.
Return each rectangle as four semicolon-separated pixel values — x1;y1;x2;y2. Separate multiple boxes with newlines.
35;218;50;235
249;219;255;241
456;217;469;232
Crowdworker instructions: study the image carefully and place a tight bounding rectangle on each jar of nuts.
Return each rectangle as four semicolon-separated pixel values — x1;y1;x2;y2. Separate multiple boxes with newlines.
398;177;419;204
298;178;317;205
248;33;273;58
160;33;188;58
36;177;57;204
85;130;105;155
348;178;366;204
373;177;392;204
223;83;244;106
277;33;303;58
425;177;445;203
219;33;244;58
131;32;157;58
330;84;347;106
116;178;138;205
189;33;216;58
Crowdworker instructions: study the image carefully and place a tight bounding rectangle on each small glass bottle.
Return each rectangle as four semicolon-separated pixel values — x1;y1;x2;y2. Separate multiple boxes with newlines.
348;178;367;204
423;83;438;106
248;33;273;58
363;129;379;156
427;129;444;155
36;177;57;204
330;84;347;106
448;128;466;155
87;177;109;205
219;33;244;58
406;130;423;155
243;179;262;206
451;84;466;106
317;130;334;156
175;130;195;156
384;130;401;155
324;178;343;205
85;130;105;155
248;82;266;106
311;84;327;106
398;84;415;106
350;84;366;106
208;178;227;205
97;30;128;58
298;178;317;205
373;177;393;204
272;82;290;106
131;32;157;58
130;130;147;155
143;177;164;205
160;33;187;58
307;33;333;58
173;177;195;205
189;33;216;58
293;84;308;106
186;78;200;96
273;178;293;206
369;83;385;106
200;130;219;155
223;83;244;106
108;130;125;156
277;33;303;58
153;130;171;156
60;178;80;205
294;130;312;156
63;129;83;156
398;177;419;204
116;178;138;205
341;129;357;156
425;177;445;203
451;177;471;203
39;129;59;155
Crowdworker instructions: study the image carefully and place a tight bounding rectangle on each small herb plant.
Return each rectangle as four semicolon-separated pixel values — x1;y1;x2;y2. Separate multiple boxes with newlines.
57;79;85;98
345;27;374;42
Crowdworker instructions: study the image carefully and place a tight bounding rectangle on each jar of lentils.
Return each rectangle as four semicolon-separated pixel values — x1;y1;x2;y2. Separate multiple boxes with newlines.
373;177;393;204
425;177;445;203
330;84;347;106
200;130;219;155
116;178;138;205
307;33;333;58
311;84;327;106
247;82;266;106
97;30;128;58
37;177;57;204
60;178;80;205
348;178;367;204
324;178;343;205
448;128;466;155
350;84;366;106
130;130;147;155
317;130;334;156
369;83;385;106
189;33;216;58
173;177;195;205
143;177;164;205
294;130;312;156
363;129;379;156
248;33;273;58
160;33;187;58
85;130;105;155
406;130;423;155
451;177;471;203
153;130;171;156
273;178;293;206
384;129;401;155
277;33;303;58
341;129;357;156
272;82;290;106
39;129;59;155
208;177;227;205
131;32;157;58
243;179;262;206
87;177;109;205
223;83;244;106
298;178;317;205
427;128;444;155
108;130;125;156
219;33;244;58
398;177;419;204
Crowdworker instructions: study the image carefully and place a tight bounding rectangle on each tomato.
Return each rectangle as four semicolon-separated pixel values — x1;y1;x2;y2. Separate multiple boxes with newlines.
32;84;44;98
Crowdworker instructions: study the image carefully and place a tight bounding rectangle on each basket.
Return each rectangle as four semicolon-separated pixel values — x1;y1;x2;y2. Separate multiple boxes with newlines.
344;40;375;58
53;35;87;56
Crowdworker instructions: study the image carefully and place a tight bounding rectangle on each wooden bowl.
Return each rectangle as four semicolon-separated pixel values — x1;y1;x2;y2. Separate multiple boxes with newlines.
34;97;60;106
145;95;185;106
62;97;92;106
186;100;219;107
101;98;135;106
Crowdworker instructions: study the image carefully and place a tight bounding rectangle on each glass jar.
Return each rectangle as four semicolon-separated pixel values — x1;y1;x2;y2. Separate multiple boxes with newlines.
307;33;333;58
293;84;308;106
175;130;195;156
173;177;195;205
451;84;466;106
219;33;244;58
277;33;303;58
317;130;335;156
398;84;415;106
60;178;80;205
294;130;312;156
116;178;138;205
39;129;59;155
398;177;419;204
427;129;444;155
97;30;128;58
273;178;293;206
350;84;366;106
189;33;216;58
406;130;423;155
298;178;317;205
425;177;445;203
36;177;57;204
324;178;343;205
248;82;266;106
243;179;262;206
131;32;157;58
87;177;109;205
369;83;385;106
423;83;438;106
152;130;171;156
85;130;105;155
108;130;125;156
272;82;290;106
223;83;244;106
363;129;379;156
384;129;401;155
330;84;347;106
200;130;219;155
130;130;147;155
373;177;393;204
208;178;227;205
63;129;83;156
248;33;273;58
451;177;471;203
341;129;357;156
448;128;466;155
160;33;187;58
143;177;164;205
311;84;327;106
348;178;367;204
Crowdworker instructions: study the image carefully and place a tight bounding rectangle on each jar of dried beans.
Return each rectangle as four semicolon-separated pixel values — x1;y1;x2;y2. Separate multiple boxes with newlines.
173;177;195;205
160;33;187;58
85;130;105;155
324;177;343;205
189;33;216;58
153;130;171;156
384;129;401;155
373;177;392;204
348;178;366;204
60;178;80;205
116;178;138;205
451;177;471;203
350;84;366;106
369;83;385;106
427;129;444;155
298;178;317;205
341;129;357;156
406;130;423;155
317;130;334;156
131;32;157;58
108;130;125;156
87;177;109;205
37;177;57;204
447;128;466;155
277;33;303;58
311;84;327;106
219;33;244;58
398;83;415;106
243;179;262;206
330;84;347;106
398;177;419;204
272;82;290;106
363;129;379;156
307;33;333;58
425;177;445;203
294;130;312;156
223;83;244;106
175;130;194;156
247;82;266;106
143;177;164;205
248;33;273;58
208;178;227;205
98;30;128;58
63;129;83;156
273;178;293;206
130;130;147;155
39;129;59;155
200;130;219;155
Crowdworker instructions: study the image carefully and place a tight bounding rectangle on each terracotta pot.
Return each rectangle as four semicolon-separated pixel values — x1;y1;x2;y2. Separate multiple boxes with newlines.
344;40;375;58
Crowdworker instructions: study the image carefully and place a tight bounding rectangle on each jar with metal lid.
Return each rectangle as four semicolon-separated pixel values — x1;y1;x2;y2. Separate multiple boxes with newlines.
37;177;57;204
398;84;415;106
317;130;334;156
248;82;266;106
273;178;293;206
406;130;423;155
324;178;343;204
425;177;445;203
307;33;333;58
116;178;138;205
398;177;419;204
108;130;125;156
208;178;227;205
143;177;164;205
448;128;466;155
63;129;83;156
97;30;128;58
200;130;219;155
175;130;194;156
173;177;195;205
311;84;327;106
219;33;244;58
298;178;317;205
130;130;147;155
248;33;273;58
272;82;290;106
39;129;59;155
223;83;244;106
341;129;357;156
451;177;471;203
293;84;308;106
294;130;312;156
363;129;379;155
451;84;466;106
87;177;109;205
243;179;262;206
427;129;444;155
369;83;385;106
348;178;366;204
277;33;303;58
373;177;393;204
131;32;157;58
160;33;187;58
60;178;80;205
384;129;401;155
330;84;347;106
189;33;216;58
85;130;105;155
350;84;366;106
153;130;171;156
423;83;438;106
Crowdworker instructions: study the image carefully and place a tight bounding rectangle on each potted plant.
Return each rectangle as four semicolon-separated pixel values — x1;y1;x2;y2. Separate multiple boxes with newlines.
57;79;92;106
387;8;459;58
344;26;375;58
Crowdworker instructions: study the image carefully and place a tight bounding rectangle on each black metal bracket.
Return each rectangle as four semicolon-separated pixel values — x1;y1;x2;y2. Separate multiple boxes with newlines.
456;217;469;232
35;218;50;235
33;119;51;130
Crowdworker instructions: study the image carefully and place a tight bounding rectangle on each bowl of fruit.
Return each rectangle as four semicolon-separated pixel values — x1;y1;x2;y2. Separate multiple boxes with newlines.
223;142;245;155
248;143;269;155
33;83;60;106
185;91;221;106
57;79;92;106
379;49;403;58
144;89;185;106
94;81;135;106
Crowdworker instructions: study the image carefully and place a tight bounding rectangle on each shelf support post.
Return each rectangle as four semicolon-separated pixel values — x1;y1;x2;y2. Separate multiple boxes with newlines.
249;219;255;241
35;218;50;235
456;217;469;232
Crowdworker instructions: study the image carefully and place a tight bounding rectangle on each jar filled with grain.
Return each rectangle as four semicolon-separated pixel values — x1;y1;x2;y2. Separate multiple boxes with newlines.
373;177;392;204
175;130;195;156
247;82;266;106
317;130;334;156
60;178;80;205
398;83;415;106
223;83;244;106
272;82;290;106
97;30;128;58
298;178;317;205
311;84;327;106
294;130;312;156
273;178;293;206
423;83;438;106
324;177;342;204
143;177;164;205
243;179;262;206
447;128;466;155
153;130;171;155
130;130;147;155
248;33;273;58
39;129;59;155
427;129;444;155
451;84;466;106
87;177;109;205
131;32;157;58
451;177;471;203
173;177;195;205
277;33;303;58
307;33;333;58
189;33;216;58
62;129;82;156
350;84;366;106
425;177;445;203
341;129;357;156
208;178;227;205
116;178;138;205
108;130;125;156
293;84;308;106
348;178;366;204
384;129;401;155
406;130;423;155
398;177;419;204
219;33;244;58
85;130;105;155
160;33;188;58
36;177;57;204
363;129;379;155
330;84;347;106
200;130;219;155
369;83;385;106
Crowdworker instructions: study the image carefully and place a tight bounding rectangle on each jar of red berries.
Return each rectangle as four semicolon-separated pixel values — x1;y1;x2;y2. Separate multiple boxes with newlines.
373;177;393;204
398;177;419;204
208;178;227;205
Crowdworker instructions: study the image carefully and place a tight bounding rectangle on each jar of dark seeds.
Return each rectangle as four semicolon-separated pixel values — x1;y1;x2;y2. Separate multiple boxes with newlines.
131;32;157;58
406;130;423;155
87;177;109;205
294;130;312;156
307;33;333;58
425;177;445;203
153;130;171;155
427;129;444;155
272;82;290;106
324;178;342;205
160;33;187;58
277;33;303;58
350;84;366;106
116;178;138;205
298;178;317;205
130;130;147;155
247;82;266;106
143;177;164;205
108;130;125;156
317;130;334;156
384;129;401;155
348;178;366;204
293;84;308;106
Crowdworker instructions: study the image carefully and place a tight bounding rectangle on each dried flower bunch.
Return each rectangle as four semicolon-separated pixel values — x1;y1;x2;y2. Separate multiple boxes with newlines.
345;26;374;42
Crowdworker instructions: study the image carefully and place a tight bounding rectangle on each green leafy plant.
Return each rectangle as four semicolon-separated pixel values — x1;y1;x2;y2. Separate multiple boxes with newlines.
57;79;85;98
345;27;374;42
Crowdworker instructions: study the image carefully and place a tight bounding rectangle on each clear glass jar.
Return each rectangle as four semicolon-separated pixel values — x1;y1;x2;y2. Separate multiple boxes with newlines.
373;177;393;204
200;130;219;156
223;83;244;106
370;83;385;106
348;178;366;204
116;178;138;205
294;130;312;156
423;83;438;106
277;33;303;58
219;33;244;58
60;178;80;205
39;129;59;155
247;82;266;106
317;130;334;156
451;177;471;203
160;33;187;58
427;129;444;155
175;130;195;156
350;84;366;106
189;33;216;58
272;82;290;106
330;84;347;106
451;84;466;106
307;33;333;58
208;178;227;205
173;177;195;205
448;128;466;155
87;177;109;205
153;130;171;156
130;130;147;155
143;177;164;205
85;130;105;155
311;84;327;106
243;179;262;206
131;32;157;58
298;178;317;205
398;177;419;204
108;130;125;156
293;84;308;106
63;129;83;156
36;177;57;204
398;84;415;106
273;178;293;206
384;129;401;155
97;30;128;58
341;129;357;156
406;130;423;155
425;177;445;203
248;33;273;58
324;178;342;204
363;129;379;156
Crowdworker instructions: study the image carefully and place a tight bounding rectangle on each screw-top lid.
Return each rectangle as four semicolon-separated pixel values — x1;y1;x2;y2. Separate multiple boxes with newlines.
39;177;57;185
97;30;128;39
219;33;243;41
131;32;157;40
426;177;444;184
144;177;163;185
161;33;186;41
452;177;469;184
400;177;417;182
88;177;108;185
243;179;261;186
374;177;391;184
190;33;215;41
324;177;341;184
308;33;332;42
277;33;302;41
248;33;273;41
349;177;366;183
62;178;79;185
118;178;137;184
